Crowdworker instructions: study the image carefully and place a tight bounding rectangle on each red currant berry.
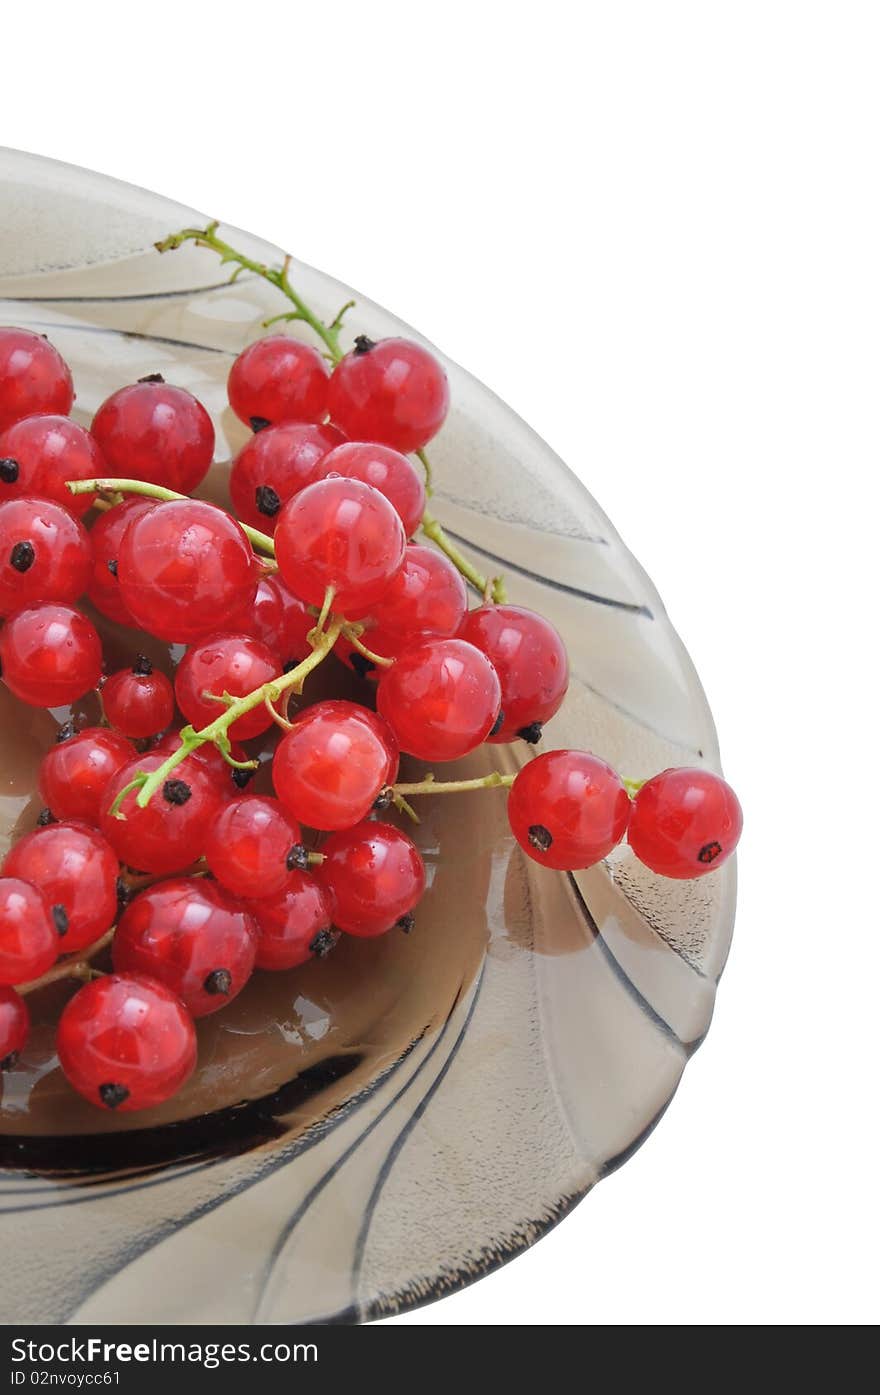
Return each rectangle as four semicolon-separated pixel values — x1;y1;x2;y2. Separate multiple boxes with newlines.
0;877;60;984
228;335;330;428
113;878;258;1018
327;337;449;453
627;767;743;879
102;656;175;739
507;750;630;871
175;633;278;742
86;497;156;626
244;871;334;971
204;795;303;900
318;441;426;538
275;476;406;614
38;725;133;826
227;573;314;668
117;500;257;644
91;378;214;494
458;604;569;744
377;637;502;762
273;699;397;831
0;328;74;434
333;623;405;682
229;421;343;532
316;820;425;937
100;753;222;875
56;973;197;1111
0;603;103;708
0;496;93;617
3;822;119;952
0;985;29;1069
0;415;103;517
371;544;467;639
150;731;252;794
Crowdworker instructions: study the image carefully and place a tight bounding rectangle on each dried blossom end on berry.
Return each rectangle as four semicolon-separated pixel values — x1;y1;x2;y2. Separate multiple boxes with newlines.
203;968;232;996
163;779;192;806
99;1082;130;1109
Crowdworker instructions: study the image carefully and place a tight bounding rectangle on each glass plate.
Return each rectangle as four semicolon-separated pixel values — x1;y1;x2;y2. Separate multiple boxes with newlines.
0;147;736;1324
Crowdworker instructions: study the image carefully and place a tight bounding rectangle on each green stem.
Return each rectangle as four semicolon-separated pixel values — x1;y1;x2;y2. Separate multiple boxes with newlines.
415;448;434;497
155;224;346;364
67;478;276;558
421;511;507;604
623;778;645;798
391;771;515;798
126;616;345;811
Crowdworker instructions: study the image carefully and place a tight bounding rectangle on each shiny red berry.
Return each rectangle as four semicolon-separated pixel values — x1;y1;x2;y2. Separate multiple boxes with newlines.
627;767;743;879
204;795;303;899
275;476;406;614
102;656;175;739
229;421;344;532
0;415;102;516
318;441;426;538
0;877;60;984
327;337;449;453
0;603;103;708
0;985;29;1069
244;871;334;971
175;633;278;742
228;335;330;428
458;604;569;744
99;753;222;875
227;573;314;667
57;973;197;1111
150;731;252;795
0;329;74;433
86;497;156;626
113;878;258;1018
316;820;425;937
507;750;630;871
371;543;467;639
377;637;502;761
38;725;133;826
0;496;93;617
117;500;257;643
3;821;119;952
273;699;398;831
91;378;214;494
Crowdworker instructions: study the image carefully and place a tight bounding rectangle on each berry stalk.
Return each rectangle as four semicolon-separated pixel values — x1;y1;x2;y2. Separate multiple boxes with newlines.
67;478;275;557
390;771;516;798
17;928;115;995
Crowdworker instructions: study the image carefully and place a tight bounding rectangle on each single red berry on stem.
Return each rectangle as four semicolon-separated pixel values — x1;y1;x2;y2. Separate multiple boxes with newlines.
87;497;156;626
174;633;278;742
56;973;197;1111
99;752;222;876
113;879;258;1018
0;877;60;985
275;476;406;614
316;820;425;937
327;337;449;453
0;603;103;708
0;329;73;434
2;822;119;952
0;985;29;1069
377;637;502;761
228;336;330;428
117;500;257;643
204;795;303;900
102;656;175;739
38;725;133;826
458;604;569;744
273;699;397;831
318;441;426;538
371;543;467;639
507;750;630;872
229;421;344;532
0;415;103;516
244;871;334;971
91;378;215;494
627;767;743;879
0;496;93;617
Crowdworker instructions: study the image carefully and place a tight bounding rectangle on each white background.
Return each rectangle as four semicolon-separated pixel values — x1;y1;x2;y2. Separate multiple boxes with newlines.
3;1;877;1325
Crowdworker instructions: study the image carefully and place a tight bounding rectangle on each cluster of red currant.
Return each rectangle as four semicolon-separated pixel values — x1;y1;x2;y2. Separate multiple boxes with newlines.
0;231;742;1117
